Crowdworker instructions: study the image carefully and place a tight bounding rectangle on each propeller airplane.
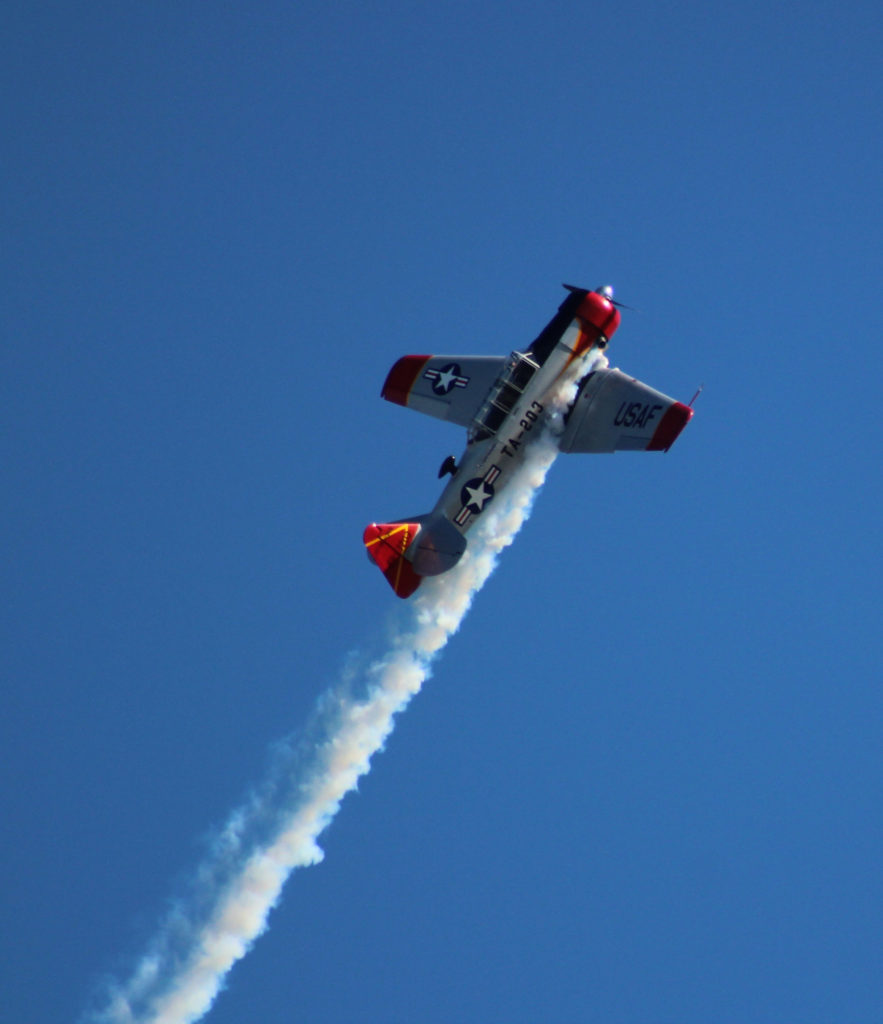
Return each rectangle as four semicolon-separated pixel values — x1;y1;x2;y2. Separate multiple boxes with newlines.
364;284;693;597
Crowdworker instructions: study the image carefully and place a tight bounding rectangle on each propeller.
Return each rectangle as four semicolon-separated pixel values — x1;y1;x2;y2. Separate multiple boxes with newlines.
562;283;639;312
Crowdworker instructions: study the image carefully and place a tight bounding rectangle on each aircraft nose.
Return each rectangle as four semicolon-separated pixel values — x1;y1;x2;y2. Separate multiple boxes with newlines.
577;288;621;340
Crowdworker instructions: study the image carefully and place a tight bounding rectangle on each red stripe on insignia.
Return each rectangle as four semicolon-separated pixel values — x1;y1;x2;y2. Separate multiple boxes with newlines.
381;355;432;406
647;402;693;451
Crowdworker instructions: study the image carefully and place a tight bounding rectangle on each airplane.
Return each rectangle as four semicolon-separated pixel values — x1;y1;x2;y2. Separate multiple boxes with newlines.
364;284;693;597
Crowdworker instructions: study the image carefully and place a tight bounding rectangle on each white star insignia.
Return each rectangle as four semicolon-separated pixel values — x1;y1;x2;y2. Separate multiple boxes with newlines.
434;367;458;393
465;482;492;511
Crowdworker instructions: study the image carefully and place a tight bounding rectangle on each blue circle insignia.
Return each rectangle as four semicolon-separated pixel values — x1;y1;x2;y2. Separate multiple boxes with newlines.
461;477;495;515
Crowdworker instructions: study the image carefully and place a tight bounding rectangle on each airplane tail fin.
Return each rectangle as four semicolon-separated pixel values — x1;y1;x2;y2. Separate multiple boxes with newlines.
363;516;468;598
363;522;424;598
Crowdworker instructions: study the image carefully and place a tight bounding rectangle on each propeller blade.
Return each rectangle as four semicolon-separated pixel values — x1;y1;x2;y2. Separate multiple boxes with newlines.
562;283;639;312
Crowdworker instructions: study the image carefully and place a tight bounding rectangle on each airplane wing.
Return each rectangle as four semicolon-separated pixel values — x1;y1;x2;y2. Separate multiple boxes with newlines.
559;367;693;453
382;355;506;428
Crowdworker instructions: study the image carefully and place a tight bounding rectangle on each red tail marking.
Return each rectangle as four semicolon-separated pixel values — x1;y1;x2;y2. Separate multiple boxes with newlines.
363;522;423;598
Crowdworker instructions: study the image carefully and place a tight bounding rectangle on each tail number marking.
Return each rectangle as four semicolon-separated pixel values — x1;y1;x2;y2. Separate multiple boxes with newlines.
502;401;544;458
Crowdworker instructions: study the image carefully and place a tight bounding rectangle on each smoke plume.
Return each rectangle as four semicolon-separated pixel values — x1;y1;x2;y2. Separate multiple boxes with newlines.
87;354;602;1024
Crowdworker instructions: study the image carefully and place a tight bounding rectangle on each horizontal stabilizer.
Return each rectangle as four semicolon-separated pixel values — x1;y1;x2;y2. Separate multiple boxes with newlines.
363;522;423;598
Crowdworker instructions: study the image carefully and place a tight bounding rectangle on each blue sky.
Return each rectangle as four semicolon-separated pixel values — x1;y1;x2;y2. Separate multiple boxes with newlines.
3;2;882;1021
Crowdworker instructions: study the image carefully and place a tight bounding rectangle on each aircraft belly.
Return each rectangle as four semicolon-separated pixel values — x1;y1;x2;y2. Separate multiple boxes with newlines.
426;346;587;541
403;338;609;574
431;434;532;540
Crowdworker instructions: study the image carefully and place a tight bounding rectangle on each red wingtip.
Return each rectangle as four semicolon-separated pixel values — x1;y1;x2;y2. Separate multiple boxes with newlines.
647;402;693;451
381;356;431;406
363;522;423;598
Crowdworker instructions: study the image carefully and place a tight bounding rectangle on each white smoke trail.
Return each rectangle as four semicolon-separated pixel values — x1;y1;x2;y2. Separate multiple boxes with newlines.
88;353;603;1024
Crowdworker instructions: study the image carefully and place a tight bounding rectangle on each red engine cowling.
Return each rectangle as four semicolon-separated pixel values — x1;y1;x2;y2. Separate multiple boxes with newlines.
576;290;621;341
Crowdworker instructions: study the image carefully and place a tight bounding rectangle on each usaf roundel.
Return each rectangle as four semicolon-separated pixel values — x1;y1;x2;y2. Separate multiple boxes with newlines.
460;477;495;515
424;363;470;396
